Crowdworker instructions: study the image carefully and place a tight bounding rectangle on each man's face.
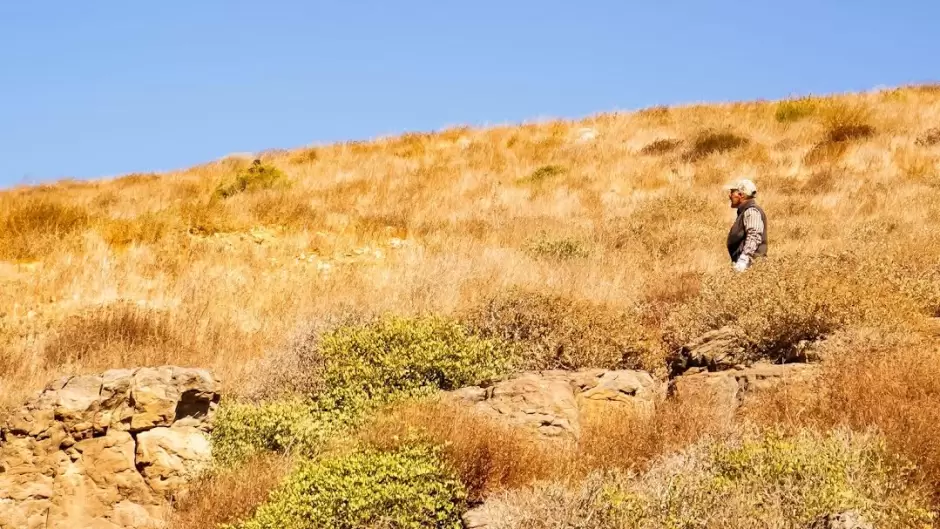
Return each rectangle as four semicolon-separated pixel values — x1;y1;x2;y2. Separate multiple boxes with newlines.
728;189;745;208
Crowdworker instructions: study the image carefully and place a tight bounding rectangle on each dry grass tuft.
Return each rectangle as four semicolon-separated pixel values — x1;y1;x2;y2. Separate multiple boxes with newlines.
42;302;185;369
0;195;90;260
167;453;292;529
682;129;749;162
916;127;940;147
639;138;682;156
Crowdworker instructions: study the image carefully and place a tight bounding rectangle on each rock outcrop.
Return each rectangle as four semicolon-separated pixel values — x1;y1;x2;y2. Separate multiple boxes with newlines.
448;369;663;440
0;367;220;529
670;362;820;421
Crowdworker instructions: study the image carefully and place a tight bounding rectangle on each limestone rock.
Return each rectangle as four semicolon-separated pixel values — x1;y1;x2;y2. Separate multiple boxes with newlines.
0;366;220;529
447;369;662;440
136;426;212;498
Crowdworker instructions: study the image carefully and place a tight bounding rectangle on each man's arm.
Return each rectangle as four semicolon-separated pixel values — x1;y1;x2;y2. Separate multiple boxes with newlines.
735;208;764;270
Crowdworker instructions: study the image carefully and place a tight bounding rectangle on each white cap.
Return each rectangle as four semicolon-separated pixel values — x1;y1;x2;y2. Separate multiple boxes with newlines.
725;178;757;197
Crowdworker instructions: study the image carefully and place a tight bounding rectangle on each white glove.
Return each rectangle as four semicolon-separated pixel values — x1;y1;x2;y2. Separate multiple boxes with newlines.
733;255;750;273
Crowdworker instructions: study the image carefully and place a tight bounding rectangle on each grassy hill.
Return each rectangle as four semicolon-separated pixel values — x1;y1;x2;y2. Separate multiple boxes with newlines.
3;84;940;528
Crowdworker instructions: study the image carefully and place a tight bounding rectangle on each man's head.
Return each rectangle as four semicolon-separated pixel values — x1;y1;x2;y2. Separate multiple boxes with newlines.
725;178;757;208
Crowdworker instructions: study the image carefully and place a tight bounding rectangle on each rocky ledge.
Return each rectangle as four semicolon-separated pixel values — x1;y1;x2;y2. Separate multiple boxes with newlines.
0;366;220;529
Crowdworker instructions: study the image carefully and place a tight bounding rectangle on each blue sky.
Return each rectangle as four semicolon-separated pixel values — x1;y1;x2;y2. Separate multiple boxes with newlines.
1;1;937;187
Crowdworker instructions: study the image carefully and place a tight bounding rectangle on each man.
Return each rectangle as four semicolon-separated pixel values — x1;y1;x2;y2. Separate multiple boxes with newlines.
725;178;767;272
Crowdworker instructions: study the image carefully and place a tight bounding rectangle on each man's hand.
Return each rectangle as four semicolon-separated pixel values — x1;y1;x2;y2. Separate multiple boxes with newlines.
733;255;750;273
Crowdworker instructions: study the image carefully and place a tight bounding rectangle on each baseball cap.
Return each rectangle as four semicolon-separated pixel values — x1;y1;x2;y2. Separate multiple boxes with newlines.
725;178;757;197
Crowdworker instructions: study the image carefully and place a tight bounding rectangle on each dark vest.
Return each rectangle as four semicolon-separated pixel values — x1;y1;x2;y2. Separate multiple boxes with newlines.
727;200;768;262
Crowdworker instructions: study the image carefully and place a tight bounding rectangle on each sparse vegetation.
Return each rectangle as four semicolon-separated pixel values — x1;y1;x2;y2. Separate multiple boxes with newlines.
916;127;940;147
525;237;590;260
775;96;819;123
215;160;288;199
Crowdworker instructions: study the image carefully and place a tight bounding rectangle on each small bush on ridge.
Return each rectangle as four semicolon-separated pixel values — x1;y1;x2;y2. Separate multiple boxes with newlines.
775;97;818;123
215;160;288;199
228;445;466;529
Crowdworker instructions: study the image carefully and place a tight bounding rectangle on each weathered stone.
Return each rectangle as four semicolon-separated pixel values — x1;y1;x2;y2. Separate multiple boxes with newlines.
0;366;220;529
136;426;212;498
671;362;820;420
447;369;662;440
669;325;750;375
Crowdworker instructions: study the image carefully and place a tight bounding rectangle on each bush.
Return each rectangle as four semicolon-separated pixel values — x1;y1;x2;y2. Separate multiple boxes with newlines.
477;429;934;529
466;288;663;373
99;212;176;247
525;237;590;260
229;445;466;529
639;138;682;156
774;97;818;123
804;102;876;165
316;316;517;410
0;195;89;260
215;316;517;465
212;398;361;466
215;160;288;199
662;254;908;364
682;130;749;162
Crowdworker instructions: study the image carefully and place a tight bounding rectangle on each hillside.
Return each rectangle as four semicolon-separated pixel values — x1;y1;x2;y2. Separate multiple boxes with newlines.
2;84;940;528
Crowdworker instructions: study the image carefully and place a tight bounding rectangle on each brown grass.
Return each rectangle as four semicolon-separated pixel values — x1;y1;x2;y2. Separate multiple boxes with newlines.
744;332;940;504
357;399;560;502
166;453;292;529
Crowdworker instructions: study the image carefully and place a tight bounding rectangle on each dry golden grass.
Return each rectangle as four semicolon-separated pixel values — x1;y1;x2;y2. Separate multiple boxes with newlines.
744;331;940;504
166;453;292;529
2;83;940;417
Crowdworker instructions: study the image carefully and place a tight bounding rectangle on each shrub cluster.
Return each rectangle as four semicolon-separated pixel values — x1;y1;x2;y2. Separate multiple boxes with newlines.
228;445;466;529
215;160;287;199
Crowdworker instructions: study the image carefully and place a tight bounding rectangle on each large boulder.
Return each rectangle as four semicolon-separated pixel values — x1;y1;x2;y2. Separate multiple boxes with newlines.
448;369;662;441
0;366;220;529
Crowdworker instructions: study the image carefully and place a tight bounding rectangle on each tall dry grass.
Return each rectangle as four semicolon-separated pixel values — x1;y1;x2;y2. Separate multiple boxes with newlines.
1;84;940;416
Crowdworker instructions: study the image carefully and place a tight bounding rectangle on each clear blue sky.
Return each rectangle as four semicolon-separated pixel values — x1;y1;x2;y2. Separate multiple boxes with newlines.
1;1;937;187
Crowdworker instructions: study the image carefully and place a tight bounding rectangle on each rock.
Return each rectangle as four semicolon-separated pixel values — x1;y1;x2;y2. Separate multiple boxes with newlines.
671;362;820;420
136;427;211;498
447;369;662;441
808;510;872;529
0;366;220;529
669;326;750;375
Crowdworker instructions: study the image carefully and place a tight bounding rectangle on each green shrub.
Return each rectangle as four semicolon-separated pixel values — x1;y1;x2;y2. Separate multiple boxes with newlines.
316;316;517;410
212;398;361;466
215;160;288;199
526;237;590;260
774;97;818;123
466;287;663;373
228;445;466;529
